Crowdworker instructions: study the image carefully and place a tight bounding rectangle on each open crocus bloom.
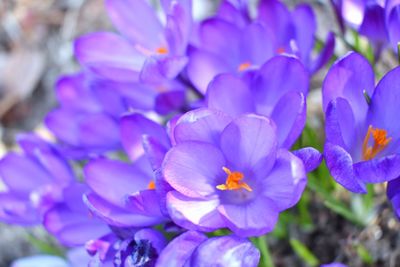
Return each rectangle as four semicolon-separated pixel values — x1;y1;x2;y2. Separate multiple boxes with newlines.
323;51;400;193
162;109;307;236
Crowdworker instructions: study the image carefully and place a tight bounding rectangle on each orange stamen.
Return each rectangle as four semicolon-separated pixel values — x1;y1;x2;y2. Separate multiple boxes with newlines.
362;125;392;160
156;47;168;55
148;180;156;190
216;167;252;192
276;47;285;54
238;62;251;72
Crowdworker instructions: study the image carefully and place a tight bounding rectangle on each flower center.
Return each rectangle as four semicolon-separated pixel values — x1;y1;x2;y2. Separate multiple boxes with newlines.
362;125;392;160
216;167;252;192
156;47;168;55
238;62;251;72
148;180;156;190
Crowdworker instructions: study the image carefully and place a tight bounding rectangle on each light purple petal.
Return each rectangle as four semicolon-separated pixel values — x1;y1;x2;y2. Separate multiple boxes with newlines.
162;141;225;198
220;114;278;173
353;154;400;184
292;147;323;172
206;74;255;117
74;32;145;82
174;108;231;145
0;193;39;225
310;32;335;73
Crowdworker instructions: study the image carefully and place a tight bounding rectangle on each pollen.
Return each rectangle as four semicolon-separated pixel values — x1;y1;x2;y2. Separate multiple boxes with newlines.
238;62;251;72
276;47;285;54
148;180;156;190
216;167;252;192
362;125;392;160
156;47;168;55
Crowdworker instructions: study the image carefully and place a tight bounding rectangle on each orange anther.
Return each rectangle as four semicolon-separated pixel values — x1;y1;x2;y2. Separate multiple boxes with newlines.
156;47;168;55
362;125;392;160
238;62;251;72
148;180;156;190
216;167;252;192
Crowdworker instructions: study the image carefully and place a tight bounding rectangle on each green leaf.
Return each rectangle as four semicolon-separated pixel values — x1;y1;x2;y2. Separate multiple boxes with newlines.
356;244;374;264
290;238;319;267
26;234;65;257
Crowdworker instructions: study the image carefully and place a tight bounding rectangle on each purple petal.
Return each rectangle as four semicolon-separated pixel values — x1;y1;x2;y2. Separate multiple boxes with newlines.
166;191;225;231
359;3;387;44
105;0;165;51
174;108;231;145
0;193;39;225
156;231;207;267
220;114;278;173
240;23;274;65
84;159;150;207
387;177;400;218
120;113;170;161
324;143;366;193
134;228;167;254
310;32;335;73
74;32;145;82
252;55;309;116
218;195;280;236
262;149;307;211
126;189;165;218
189;235;260;267
155;90;186;115
270;92;306;148
163;141;225;198
292;147;323;172
386;1;400;51
353;154;400;184
206;74;255;117
322;52;374;126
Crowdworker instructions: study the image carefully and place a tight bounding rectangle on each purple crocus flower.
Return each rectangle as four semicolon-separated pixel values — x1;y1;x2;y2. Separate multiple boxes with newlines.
320;263;348;267
0;134;73;225
323;51;400;193
332;0;400;54
387;177;400;218
162;109;307;236
187;0;334;93
75;0;191;83
156;230;260;266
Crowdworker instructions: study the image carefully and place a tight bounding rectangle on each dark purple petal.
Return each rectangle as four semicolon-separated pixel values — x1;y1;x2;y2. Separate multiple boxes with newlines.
155;90;186;115
156;231;207;266
218;195;280;236
74;32;145;82
322;52;374;126
387;177;400;218
206;74;255;117
262;149;307;211
252;55;309;116
120;113;170;161
189;235;260;267
310;32;335;74
174;108;231;145
270;92;306;148
359;3;387;44
386;1;400;51
220;114;277;173
105;0;165;51
292;147;323;172
324;143;366;193
163;141;225;198
166;191;225;231
134;228;167;254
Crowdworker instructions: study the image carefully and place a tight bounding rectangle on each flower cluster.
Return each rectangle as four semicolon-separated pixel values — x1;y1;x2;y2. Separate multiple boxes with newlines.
2;0;400;266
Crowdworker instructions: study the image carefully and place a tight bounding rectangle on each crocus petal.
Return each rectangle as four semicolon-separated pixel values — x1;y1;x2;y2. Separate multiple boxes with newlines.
155;90;186;115
120;113;170;161
0;193;39;225
105;0;165;51
359;3;387;44
322;52;374;126
218;195;280;236
84;159;150;207
292;147;323;172
241;22;274;65
324;143;366;193
187;49;232;94
387;177;400;218
11;255;69;267
367;66;400;153
0;153;51;194
252;55;309;116
386;2;400;51
353;154;400;184
166;191;225;231
74;32;145;82
270;92;306;148
220;114;277;173
292;4;316;66
217;0;249;28
126;189;165;218
262;149;307;210
156;231;207;267
206;74;255;117
341;0;365;27
163;141;226;198
189;235;260;267
310;32;335;74
174;108;231;145
321;263;348;267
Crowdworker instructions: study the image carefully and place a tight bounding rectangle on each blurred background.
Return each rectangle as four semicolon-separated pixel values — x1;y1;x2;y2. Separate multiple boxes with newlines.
0;0;399;266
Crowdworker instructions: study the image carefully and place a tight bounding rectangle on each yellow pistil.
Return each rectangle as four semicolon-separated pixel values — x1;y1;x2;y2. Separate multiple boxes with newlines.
238;62;251;72
156;47;168;55
216;167;252;192
362;125;392;160
148;180;156;190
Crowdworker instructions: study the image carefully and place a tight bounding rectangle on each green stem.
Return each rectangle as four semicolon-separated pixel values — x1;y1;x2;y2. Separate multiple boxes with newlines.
253;235;274;267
